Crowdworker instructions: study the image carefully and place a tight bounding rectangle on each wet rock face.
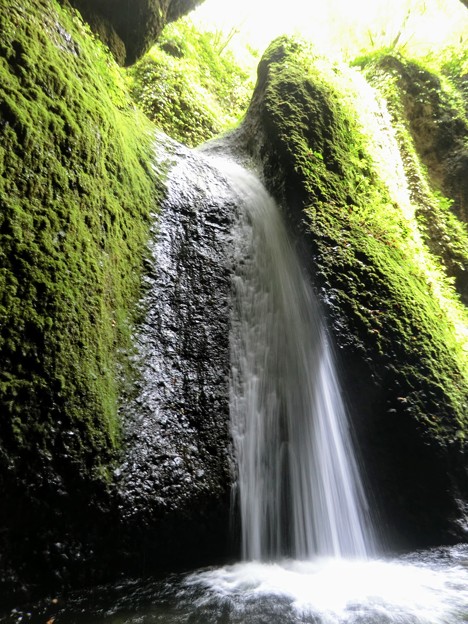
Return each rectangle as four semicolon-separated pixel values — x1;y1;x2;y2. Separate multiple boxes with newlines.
0;130;243;600
115;140;239;566
67;0;204;65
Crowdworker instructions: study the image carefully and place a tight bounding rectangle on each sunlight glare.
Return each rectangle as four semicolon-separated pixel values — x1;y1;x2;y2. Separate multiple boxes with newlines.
191;0;468;59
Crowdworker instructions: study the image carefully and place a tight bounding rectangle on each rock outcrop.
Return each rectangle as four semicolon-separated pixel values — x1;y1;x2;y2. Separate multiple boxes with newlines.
65;0;205;65
114;139;237;575
219;37;468;550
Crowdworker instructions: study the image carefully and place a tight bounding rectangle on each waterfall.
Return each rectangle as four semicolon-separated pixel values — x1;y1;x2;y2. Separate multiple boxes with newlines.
216;158;373;562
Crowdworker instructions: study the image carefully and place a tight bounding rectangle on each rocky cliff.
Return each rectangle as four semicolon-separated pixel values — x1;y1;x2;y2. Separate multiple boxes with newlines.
218;36;468;549
0;0;234;602
0;0;160;601
356;53;468;305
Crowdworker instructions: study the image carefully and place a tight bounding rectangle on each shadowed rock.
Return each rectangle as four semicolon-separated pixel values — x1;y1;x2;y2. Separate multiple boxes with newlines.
66;0;205;65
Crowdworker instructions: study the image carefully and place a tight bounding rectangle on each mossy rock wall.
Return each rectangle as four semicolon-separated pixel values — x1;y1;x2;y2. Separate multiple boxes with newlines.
127;18;255;147
384;56;468;226
355;53;468;304
226;37;468;549
0;0;161;598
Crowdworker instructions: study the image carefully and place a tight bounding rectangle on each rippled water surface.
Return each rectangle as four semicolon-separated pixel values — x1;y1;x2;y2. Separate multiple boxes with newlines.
4;545;468;624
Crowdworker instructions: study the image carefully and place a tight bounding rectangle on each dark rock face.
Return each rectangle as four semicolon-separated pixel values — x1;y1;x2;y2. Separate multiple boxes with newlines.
66;0;205;65
115;138;238;566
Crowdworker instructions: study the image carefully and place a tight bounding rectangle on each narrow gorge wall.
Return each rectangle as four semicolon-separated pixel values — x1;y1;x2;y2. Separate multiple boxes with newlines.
0;0;161;599
0;0;235;600
114;140;237;570
356;53;468;305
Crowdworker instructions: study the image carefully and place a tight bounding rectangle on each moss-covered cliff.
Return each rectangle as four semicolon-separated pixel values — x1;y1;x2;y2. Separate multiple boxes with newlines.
127;17;255;146
0;0;160;597
226;37;468;547
352;52;468;305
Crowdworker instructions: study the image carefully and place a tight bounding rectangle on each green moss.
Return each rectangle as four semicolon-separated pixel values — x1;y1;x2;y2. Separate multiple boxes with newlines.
0;0;160;479
353;52;468;301
251;37;468;440
127;17;255;146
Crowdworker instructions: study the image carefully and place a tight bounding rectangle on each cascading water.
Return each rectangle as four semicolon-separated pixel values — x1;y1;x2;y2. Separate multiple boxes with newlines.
6;153;468;624
223;158;373;561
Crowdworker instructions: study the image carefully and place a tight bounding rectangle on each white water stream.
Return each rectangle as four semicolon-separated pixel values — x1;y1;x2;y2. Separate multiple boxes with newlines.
171;157;468;624
225;159;373;561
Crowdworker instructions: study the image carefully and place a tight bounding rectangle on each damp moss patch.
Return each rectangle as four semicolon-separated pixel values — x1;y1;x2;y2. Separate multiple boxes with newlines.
0;0;160;484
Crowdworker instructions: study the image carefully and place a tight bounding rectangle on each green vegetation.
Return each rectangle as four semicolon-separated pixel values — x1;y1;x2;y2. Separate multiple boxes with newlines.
433;44;468;103
127;17;256;146
250;37;468;438
328;0;468;63
351;50;468;305
0;0;160;478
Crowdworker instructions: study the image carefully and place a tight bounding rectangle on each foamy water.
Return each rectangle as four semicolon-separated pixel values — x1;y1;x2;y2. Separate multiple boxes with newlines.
184;551;468;623
7;546;466;623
